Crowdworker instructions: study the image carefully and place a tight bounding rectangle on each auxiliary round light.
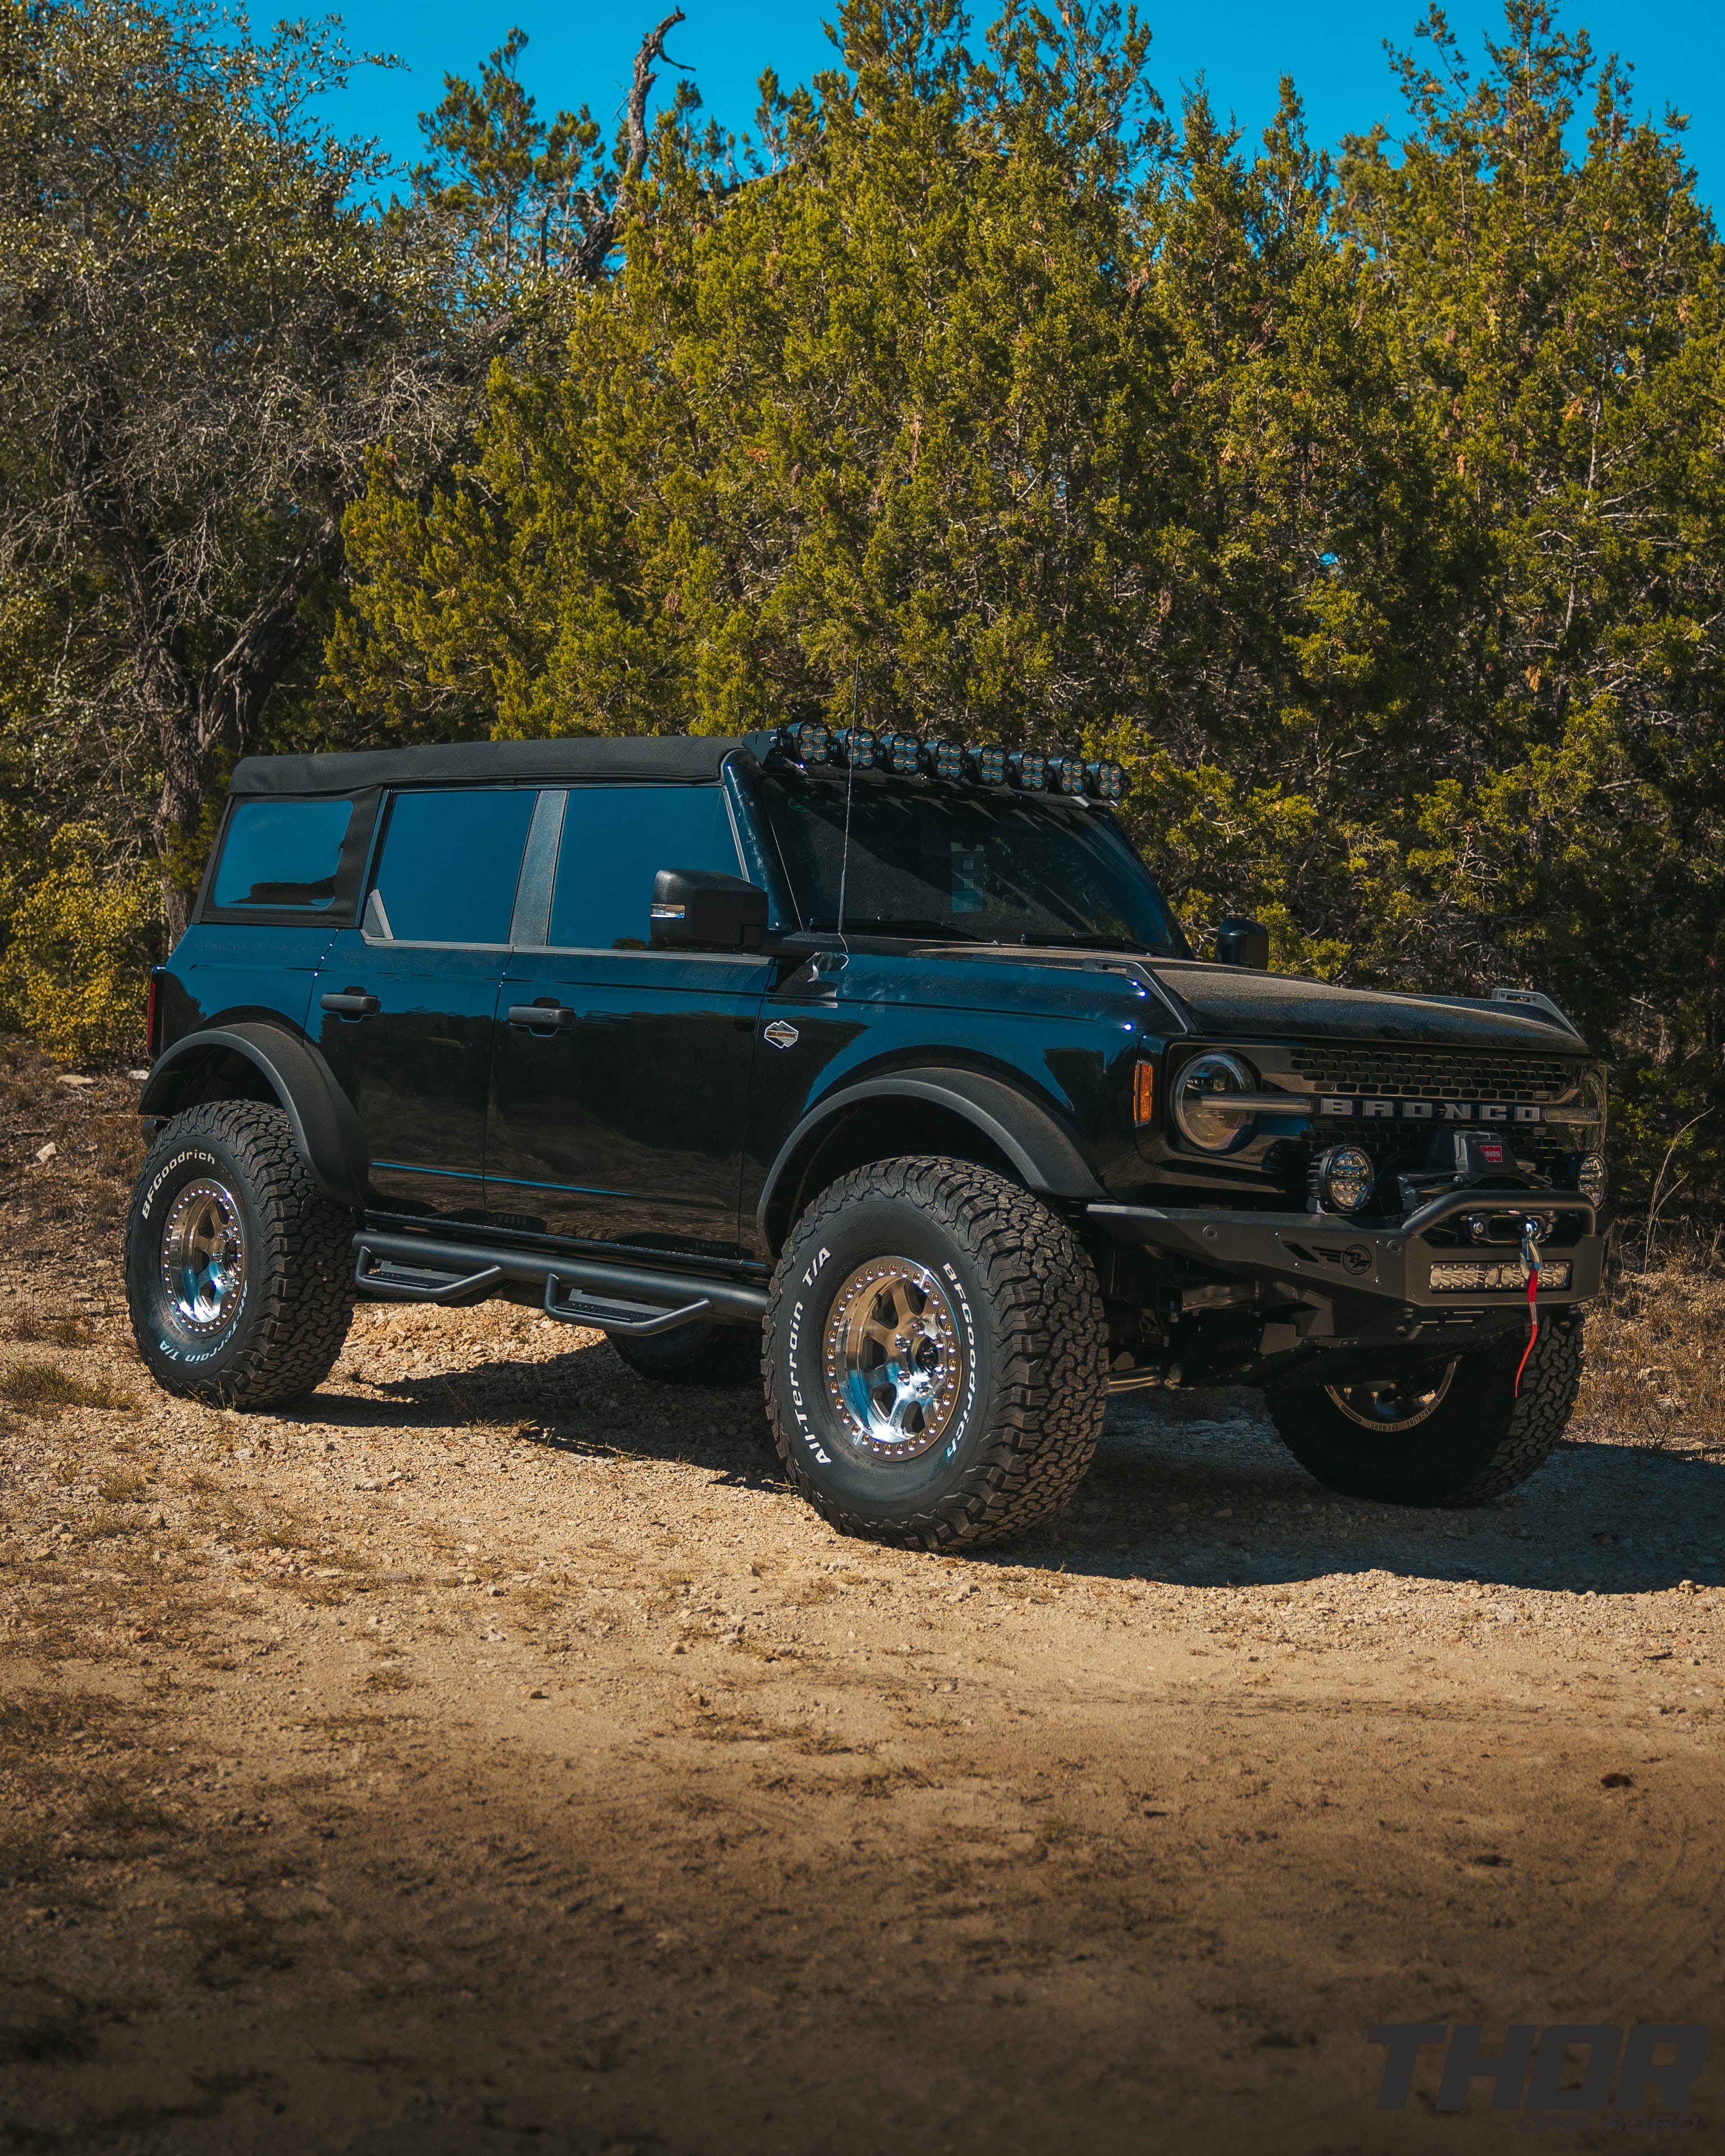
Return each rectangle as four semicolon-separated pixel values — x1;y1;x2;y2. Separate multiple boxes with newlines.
1007;749;1046;790
919;738;965;781
834;727;879;767
1315;1144;1376;1214
777;720;831;765
966;743;1007;786
882;731;920;775
1576;1152;1608;1207
1173;1052;1257;1153
1085;760;1126;802
1049;756;1088;796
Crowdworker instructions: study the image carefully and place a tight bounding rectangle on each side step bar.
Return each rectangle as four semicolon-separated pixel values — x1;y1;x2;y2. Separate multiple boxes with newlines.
355;1246;504;1306
544;1274;712;1337
352;1229;767;1331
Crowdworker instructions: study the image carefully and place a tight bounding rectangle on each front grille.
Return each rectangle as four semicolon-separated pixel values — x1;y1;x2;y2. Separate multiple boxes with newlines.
1287;1046;1579;1103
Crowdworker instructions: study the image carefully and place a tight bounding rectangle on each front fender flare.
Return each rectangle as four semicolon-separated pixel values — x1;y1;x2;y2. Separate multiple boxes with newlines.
140;1023;369;1211
757;1067;1103;1250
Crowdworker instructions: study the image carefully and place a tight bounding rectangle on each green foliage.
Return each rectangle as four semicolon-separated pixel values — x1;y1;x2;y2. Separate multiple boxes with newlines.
0;827;161;1064
329;0;1725;1202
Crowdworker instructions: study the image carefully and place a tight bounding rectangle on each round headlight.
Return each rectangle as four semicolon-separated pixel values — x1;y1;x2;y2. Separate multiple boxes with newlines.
1576;1152;1608;1207
1174;1052;1257;1152
1315;1144;1375;1214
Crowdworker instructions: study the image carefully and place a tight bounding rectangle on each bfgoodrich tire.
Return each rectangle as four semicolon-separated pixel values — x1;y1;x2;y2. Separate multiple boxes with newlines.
763;1157;1108;1550
1266;1311;1585;1507
126;1101;355;1409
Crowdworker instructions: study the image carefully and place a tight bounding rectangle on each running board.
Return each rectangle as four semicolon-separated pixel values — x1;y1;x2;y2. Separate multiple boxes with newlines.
544;1274;712;1336
348;1229;767;1329
355;1246;504;1305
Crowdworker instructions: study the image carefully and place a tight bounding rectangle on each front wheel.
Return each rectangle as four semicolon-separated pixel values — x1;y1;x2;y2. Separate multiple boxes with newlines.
126;1101;355;1409
763;1157;1108;1549
1267;1312;1585;1506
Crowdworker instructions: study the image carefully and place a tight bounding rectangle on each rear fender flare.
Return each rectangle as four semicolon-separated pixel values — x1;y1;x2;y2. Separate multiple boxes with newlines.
139;1023;369;1211
757;1068;1103;1252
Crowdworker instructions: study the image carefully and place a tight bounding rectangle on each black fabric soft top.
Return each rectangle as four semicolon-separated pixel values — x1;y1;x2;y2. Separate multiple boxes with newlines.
228;733;774;797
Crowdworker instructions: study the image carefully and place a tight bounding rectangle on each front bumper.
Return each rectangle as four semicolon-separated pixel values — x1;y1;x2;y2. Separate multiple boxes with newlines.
1088;1187;1609;1311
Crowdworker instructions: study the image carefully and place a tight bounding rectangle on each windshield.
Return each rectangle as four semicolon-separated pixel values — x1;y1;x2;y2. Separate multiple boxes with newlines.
755;770;1189;955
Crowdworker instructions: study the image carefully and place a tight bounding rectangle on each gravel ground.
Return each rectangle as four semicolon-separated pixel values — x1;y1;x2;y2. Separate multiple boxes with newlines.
0;1041;1720;2153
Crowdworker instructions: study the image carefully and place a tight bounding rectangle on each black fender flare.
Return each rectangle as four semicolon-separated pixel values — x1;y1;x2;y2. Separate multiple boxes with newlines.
139;1023;370;1211
757;1067;1103;1249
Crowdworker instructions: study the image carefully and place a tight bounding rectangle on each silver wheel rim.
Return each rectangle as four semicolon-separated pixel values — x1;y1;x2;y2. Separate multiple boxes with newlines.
159;1177;246;1334
1326;1361;1458;1432
823;1257;964;1461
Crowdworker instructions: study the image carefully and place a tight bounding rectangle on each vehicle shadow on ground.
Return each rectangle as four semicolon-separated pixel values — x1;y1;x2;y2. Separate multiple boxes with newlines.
297;1346;1722;1599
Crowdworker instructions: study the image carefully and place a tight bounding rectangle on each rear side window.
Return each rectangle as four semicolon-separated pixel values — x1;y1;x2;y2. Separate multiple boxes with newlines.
371;789;537;945
548;785;742;950
212;798;355;910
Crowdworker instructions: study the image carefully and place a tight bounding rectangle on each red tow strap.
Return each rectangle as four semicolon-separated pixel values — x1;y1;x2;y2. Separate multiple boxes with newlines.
1513;1225;1540;1398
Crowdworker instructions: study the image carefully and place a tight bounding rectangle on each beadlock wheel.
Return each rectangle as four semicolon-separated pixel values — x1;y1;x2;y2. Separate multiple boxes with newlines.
158;1177;247;1335
1324;1360;1458;1433
823;1257;964;1461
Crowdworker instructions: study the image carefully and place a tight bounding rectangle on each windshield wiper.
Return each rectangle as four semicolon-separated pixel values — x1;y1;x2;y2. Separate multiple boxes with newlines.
1020;931;1151;953
806;918;985;942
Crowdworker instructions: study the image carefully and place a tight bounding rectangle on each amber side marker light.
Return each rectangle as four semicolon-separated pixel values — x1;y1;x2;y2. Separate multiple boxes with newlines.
1133;1062;1156;1126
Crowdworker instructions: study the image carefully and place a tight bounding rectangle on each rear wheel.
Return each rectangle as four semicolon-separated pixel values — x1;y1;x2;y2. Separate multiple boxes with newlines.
1267;1313;1584;1506
763;1156;1107;1549
126;1101;354;1409
606;1319;761;1389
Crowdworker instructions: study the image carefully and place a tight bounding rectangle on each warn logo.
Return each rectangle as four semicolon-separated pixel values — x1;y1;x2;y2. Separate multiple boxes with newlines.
1321;1097;1548;1124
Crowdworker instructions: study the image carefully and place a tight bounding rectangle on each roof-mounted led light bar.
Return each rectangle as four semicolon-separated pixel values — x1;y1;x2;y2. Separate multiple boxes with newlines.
771;724;1124;802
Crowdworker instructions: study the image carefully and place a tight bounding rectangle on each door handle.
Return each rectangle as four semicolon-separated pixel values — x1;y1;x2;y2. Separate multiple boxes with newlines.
320;991;380;1017
507;1003;576;1031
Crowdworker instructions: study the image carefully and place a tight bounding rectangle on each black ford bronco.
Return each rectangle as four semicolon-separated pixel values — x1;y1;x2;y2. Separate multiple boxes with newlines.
127;727;1610;1549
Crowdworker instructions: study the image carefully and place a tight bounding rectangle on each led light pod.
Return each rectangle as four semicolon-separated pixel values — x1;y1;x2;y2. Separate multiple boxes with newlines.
1576;1152;1607;1207
834;727;879;767
775;721;832;765
919;738;964;781
1049;756;1088;796
965;743;1006;786
1085;760;1126;801
1007;749;1046;790
881;731;919;775
1315;1143;1375;1214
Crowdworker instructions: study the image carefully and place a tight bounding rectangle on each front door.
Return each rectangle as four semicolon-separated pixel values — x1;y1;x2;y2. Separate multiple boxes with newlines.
485;782;769;1257
314;785;538;1222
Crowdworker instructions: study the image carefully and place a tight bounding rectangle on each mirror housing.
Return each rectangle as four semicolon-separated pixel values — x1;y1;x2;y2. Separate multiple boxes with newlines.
650;868;770;951
1215;915;1270;970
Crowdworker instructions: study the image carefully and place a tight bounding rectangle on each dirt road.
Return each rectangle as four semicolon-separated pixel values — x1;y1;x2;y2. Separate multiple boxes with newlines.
1;1047;1720;2152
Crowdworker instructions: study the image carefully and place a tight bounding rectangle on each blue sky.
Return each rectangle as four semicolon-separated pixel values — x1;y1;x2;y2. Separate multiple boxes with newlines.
314;1;1718;209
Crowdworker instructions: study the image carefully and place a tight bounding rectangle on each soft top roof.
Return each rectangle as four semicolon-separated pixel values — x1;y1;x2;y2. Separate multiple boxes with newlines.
228;733;772;797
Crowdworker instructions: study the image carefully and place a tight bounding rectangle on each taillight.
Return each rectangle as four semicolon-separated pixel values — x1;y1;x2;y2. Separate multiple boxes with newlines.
146;967;164;1058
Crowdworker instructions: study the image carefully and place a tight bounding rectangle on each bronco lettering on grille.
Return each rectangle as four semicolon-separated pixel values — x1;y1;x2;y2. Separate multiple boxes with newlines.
1317;1097;1546;1124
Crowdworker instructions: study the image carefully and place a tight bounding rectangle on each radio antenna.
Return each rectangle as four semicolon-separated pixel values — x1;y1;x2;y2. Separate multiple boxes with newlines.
835;657;859;951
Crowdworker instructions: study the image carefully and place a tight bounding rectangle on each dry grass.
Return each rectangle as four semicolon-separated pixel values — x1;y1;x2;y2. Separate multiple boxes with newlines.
0;1360;133;1417
1574;1254;1725;1458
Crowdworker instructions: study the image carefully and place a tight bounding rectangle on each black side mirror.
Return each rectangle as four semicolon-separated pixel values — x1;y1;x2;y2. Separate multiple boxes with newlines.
650;868;770;951
1215;915;1269;969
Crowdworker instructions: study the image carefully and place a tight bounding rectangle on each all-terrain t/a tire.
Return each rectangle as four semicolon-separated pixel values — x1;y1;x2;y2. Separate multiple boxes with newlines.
763;1156;1108;1550
607;1319;762;1389
1266;1312;1585;1507
126;1101;356;1409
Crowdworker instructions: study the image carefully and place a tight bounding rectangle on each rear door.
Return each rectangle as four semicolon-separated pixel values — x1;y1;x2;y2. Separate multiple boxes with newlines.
313;786;537;1223
485;781;769;1256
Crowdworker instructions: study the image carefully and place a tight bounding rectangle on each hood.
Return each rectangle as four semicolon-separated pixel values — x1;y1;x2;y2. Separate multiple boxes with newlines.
1147;960;1588;1054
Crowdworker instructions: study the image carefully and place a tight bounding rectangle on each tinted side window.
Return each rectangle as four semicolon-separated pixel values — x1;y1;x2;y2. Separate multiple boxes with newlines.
213;798;354;910
372;789;537;945
548;785;742;950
